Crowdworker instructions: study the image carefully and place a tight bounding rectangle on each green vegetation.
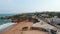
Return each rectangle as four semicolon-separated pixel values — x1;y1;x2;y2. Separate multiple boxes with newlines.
1;12;60;20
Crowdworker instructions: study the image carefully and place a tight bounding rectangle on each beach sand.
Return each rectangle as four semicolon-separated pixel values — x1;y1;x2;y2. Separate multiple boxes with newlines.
2;21;48;34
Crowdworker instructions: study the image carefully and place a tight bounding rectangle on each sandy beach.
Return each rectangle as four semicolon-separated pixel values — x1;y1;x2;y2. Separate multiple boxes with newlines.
1;21;49;34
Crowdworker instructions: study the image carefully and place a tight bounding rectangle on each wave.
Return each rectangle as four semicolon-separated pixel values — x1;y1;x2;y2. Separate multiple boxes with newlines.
0;22;16;33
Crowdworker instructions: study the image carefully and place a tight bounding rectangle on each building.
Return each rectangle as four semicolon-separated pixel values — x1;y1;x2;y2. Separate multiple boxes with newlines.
49;16;60;25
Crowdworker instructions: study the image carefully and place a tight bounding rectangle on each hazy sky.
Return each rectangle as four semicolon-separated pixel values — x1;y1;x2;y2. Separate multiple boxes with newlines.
0;0;60;14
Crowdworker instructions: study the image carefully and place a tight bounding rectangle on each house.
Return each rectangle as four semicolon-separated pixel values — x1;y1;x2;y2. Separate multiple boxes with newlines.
41;14;49;18
49;16;60;25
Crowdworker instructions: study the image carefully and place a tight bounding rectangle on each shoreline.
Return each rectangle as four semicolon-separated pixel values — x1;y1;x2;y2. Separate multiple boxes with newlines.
2;21;48;34
0;23;16;33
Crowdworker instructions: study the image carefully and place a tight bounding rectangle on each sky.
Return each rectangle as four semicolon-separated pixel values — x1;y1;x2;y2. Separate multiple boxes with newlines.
0;0;60;14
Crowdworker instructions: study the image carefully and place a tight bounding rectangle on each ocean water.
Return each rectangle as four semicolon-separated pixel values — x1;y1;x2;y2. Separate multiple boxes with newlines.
0;23;16;33
0;19;12;25
0;14;16;32
0;14;15;25
0;14;15;17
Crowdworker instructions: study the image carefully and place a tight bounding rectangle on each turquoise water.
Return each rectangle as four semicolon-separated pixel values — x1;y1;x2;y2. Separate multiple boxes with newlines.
0;19;11;25
0;14;15;17
0;14;15;25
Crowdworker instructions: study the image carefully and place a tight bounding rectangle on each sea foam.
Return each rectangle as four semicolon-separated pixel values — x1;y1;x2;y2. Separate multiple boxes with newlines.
0;22;16;32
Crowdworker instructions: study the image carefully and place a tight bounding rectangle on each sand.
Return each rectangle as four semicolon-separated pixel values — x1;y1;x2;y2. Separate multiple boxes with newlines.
2;21;48;34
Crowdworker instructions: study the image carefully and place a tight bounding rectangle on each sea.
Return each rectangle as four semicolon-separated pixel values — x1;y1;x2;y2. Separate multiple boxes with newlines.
0;14;16;33
0;14;16;25
0;14;16;32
